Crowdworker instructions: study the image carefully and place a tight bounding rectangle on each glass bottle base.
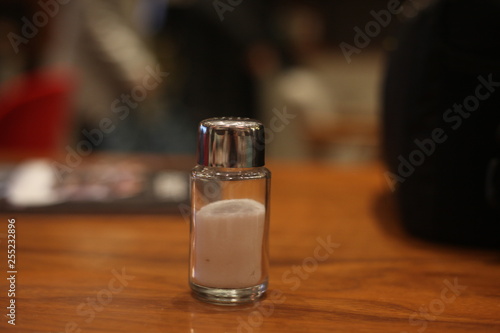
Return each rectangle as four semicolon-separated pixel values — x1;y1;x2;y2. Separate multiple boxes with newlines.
190;281;267;305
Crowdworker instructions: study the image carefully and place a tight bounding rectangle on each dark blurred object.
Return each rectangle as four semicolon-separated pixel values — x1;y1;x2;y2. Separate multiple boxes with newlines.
155;3;257;121
382;0;500;248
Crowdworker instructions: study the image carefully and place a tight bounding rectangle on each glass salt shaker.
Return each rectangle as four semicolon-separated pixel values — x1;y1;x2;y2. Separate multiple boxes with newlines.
189;117;271;305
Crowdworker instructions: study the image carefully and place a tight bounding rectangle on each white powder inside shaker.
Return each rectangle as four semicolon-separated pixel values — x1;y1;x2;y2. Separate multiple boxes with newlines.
193;199;266;288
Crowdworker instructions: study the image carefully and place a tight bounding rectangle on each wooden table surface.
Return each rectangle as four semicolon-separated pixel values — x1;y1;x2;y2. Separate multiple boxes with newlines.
1;161;499;333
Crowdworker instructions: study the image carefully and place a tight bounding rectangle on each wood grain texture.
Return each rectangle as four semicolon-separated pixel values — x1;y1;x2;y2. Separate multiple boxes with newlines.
1;161;499;333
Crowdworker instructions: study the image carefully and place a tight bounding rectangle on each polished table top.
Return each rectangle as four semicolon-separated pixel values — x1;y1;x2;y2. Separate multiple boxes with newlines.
1;161;499;332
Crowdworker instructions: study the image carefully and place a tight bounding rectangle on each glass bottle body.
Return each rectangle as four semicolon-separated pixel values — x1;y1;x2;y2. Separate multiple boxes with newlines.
189;165;270;304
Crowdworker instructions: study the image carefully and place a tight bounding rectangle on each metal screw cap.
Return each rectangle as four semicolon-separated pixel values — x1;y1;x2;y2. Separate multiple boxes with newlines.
197;117;265;168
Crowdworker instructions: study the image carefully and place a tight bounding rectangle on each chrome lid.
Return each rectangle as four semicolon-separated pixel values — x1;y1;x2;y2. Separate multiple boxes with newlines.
197;117;265;168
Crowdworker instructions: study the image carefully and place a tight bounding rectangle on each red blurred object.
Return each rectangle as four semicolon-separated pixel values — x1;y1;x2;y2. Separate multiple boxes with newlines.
0;70;75;155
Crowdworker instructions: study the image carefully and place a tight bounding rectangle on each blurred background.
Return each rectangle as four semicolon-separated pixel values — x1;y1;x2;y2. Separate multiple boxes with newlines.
0;0;426;162
1;0;499;247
